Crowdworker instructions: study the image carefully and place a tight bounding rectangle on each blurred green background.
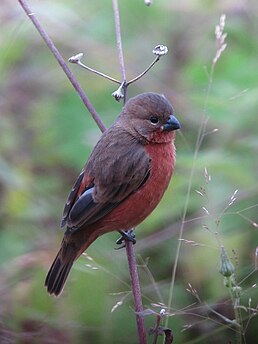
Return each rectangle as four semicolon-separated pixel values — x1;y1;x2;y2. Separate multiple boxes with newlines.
1;0;258;343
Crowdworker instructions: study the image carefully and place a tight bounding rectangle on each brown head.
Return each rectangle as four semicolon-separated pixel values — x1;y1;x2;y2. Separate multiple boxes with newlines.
116;92;180;143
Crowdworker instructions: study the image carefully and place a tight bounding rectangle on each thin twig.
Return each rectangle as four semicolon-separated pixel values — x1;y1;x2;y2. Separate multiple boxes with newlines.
112;0;127;103
69;47;166;92
164;40;213;338
152;314;162;344
165;105;210;332
164;15;228;341
126;242;147;344
17;0;106;133
77;60;121;84
69;55;121;85
112;0;147;342
127;56;160;85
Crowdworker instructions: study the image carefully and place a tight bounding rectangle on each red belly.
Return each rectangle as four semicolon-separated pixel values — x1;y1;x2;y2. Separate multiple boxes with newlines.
98;141;175;230
76;140;176;256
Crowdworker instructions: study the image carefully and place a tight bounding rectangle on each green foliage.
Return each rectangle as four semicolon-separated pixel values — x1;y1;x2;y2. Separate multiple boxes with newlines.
0;1;257;343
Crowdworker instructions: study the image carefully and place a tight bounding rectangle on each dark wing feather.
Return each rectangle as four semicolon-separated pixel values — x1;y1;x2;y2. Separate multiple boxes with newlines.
61;170;94;228
66;187;118;232
63;127;151;231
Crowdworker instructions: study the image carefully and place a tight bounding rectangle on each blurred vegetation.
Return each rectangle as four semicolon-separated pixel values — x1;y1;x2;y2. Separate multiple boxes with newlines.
1;0;258;343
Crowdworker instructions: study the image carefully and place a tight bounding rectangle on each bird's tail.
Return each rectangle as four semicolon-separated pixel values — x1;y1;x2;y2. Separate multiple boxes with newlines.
45;241;77;296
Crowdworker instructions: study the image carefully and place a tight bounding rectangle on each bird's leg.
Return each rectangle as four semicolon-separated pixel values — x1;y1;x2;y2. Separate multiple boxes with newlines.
116;229;136;249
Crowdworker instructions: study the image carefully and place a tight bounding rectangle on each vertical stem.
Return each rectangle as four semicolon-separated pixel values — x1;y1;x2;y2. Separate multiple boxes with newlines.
152;315;161;344
125;241;147;344
112;0;127;103
112;0;126;81
227;278;243;344
164;64;214;333
18;0;106;133
112;1;147;341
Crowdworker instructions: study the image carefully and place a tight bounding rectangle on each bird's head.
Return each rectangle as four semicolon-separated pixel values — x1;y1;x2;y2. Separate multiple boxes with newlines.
118;92;180;143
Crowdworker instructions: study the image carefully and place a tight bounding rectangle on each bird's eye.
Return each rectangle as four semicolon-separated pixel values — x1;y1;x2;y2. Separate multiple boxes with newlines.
149;116;159;125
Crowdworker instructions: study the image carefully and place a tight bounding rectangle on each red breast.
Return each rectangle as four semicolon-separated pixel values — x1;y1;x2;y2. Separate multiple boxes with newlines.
75;139;175;257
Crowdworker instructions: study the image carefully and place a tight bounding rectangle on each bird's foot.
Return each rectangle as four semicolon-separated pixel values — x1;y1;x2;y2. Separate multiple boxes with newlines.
115;229;136;249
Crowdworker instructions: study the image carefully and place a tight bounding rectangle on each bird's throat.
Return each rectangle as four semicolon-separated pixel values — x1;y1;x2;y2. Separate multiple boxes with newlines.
147;129;175;144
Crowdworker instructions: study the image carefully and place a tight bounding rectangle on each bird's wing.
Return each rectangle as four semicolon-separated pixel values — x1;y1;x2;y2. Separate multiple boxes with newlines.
61;169;93;228
61;129;151;232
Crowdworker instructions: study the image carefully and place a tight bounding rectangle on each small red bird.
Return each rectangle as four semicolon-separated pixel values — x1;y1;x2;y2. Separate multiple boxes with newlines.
45;92;180;296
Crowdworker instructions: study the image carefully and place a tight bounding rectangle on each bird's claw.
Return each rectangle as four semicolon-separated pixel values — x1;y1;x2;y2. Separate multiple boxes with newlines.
115;229;136;249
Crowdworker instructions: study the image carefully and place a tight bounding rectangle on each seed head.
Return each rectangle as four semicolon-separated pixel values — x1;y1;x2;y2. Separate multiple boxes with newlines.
219;246;235;277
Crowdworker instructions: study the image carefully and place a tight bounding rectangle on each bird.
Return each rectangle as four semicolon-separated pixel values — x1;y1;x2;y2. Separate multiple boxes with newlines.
45;92;180;296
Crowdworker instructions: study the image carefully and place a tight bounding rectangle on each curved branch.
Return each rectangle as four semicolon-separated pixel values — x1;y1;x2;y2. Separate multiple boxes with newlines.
18;0;106;133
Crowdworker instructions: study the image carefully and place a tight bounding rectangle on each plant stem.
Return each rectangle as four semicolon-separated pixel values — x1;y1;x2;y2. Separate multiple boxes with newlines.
164;63;214;334
75;60;121;85
126;242;147;344
17;0;106;134
112;0;127;103
152;315;161;344
165;116;208;329
227;278;243;344
112;0;147;342
127;56;160;85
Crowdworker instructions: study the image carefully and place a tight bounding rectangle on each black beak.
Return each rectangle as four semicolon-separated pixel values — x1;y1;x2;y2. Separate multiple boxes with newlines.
163;115;181;132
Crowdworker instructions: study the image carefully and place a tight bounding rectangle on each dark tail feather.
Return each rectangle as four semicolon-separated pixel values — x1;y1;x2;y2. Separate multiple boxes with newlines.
45;249;75;296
